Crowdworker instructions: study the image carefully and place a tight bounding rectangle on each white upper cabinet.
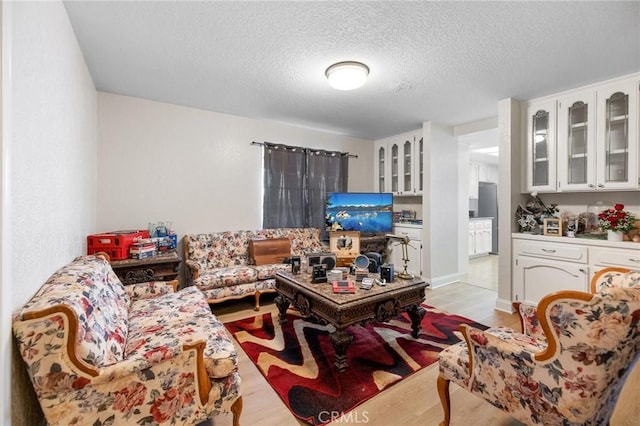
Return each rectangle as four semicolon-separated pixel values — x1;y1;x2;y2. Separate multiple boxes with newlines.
374;140;388;193
469;163;479;198
524;74;639;193
595;79;638;190
373;130;423;195
415;135;424;195
557;90;597;191
524;99;557;192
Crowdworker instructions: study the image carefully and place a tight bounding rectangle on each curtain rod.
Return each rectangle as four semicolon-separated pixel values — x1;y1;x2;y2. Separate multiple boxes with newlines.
251;141;358;158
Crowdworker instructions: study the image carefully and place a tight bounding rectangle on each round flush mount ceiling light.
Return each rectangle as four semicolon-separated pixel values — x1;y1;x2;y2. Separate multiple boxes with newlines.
325;61;369;90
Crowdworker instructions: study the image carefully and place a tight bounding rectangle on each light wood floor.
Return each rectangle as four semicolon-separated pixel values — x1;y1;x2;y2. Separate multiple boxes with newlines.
208;281;640;426
460;254;499;291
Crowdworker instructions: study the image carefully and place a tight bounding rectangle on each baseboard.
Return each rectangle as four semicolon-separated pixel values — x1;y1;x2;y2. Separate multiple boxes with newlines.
428;272;465;289
494;297;514;313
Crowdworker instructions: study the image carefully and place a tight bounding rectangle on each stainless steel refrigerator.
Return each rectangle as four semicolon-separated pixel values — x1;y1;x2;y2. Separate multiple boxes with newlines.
477;182;498;254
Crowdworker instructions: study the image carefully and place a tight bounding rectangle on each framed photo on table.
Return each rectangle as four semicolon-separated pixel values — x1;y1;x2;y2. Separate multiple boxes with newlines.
543;218;562;236
329;231;360;257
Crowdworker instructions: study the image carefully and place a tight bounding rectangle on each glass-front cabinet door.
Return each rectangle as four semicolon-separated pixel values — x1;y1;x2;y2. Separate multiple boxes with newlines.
377;145;386;192
525;99;557;192
373;139;389;193
557;90;596;191
596;80;638;190
401;138;413;194
390;142;399;193
415;136;424;195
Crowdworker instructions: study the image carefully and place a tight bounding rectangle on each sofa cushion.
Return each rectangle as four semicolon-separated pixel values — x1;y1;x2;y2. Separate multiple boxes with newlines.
16;255;129;368
250;263;290;280
194;266;259;290
198;279;276;302
126;286;238;378
186;231;254;270
256;228;325;256
594;270;640;292
438;326;546;387
438;340;470;385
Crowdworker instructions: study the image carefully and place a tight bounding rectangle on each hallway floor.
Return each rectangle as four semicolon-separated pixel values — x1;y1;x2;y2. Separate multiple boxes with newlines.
460;254;498;291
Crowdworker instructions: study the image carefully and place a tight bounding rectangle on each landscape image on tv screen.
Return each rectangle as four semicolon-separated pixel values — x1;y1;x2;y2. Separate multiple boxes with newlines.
325;192;393;234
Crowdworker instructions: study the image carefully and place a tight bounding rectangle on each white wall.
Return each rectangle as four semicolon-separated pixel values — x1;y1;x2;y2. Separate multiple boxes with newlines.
97;92;373;235
2;1;97;424
457;144;470;274
422;121;461;286
497;98;521;312
0;3;6;423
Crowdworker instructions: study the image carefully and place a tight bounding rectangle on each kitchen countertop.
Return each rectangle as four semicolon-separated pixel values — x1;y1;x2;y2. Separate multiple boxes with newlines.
393;222;423;229
469;217;494;220
512;232;640;250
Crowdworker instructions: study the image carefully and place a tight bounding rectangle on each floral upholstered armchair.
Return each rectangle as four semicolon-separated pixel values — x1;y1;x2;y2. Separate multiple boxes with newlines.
437;267;640;425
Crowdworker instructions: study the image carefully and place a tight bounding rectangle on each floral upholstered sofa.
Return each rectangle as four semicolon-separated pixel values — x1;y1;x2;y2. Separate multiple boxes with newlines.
12;255;242;426
184;228;326;310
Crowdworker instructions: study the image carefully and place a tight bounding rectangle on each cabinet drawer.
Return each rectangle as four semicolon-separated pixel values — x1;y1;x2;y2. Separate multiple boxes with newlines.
590;247;640;269
393;226;422;241
515;240;588;263
480;219;492;229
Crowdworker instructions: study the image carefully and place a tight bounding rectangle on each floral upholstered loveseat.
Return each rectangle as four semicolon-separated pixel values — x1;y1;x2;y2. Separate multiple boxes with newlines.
184;227;326;310
12;255;242;426
437;267;640;425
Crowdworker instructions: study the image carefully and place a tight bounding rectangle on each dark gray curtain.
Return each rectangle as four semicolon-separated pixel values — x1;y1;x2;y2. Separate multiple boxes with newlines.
262;143;349;233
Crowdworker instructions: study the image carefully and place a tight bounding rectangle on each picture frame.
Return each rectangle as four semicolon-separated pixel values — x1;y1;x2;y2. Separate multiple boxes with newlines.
543;218;562;236
329;231;360;257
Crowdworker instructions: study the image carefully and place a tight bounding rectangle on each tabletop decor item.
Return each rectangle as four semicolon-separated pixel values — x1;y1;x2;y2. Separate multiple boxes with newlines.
516;192;559;234
598;204;635;241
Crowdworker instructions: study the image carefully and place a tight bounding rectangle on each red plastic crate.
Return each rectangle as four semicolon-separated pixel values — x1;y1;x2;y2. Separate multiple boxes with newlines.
87;230;150;260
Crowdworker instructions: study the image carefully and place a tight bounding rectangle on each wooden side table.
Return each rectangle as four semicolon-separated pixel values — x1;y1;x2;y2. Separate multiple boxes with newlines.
110;251;181;286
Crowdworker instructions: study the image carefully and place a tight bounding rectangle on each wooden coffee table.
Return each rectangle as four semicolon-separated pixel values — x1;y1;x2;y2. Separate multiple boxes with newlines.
274;270;428;372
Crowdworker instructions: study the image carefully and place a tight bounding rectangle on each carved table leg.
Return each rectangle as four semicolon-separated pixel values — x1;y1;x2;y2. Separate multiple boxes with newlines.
274;295;290;325
407;304;427;338
330;328;354;372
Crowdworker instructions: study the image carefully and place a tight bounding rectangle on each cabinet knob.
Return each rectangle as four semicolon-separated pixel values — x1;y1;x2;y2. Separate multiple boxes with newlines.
541;248;556;253
630;258;640;264
588;184;595;188
597;183;605;188
579;268;586;273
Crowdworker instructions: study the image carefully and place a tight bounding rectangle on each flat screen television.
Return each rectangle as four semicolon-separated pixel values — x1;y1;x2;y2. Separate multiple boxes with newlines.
325;192;394;235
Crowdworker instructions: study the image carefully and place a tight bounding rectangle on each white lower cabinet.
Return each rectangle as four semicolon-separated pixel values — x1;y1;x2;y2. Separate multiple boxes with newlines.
514;256;589;305
469;219;492;257
590;247;640;270
512;235;640;305
390;225;422;277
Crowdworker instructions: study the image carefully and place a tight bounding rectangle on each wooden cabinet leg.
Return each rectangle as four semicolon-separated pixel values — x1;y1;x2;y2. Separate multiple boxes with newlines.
231;396;243;426
437;376;451;426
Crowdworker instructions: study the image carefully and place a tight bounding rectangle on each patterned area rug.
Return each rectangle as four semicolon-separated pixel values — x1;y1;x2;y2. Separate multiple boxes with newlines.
224;304;487;425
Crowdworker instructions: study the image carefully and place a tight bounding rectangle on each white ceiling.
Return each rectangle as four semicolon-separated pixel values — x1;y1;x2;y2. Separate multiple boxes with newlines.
63;1;640;141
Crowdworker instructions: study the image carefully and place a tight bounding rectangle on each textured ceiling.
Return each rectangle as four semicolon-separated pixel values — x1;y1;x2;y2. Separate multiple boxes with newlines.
63;1;640;140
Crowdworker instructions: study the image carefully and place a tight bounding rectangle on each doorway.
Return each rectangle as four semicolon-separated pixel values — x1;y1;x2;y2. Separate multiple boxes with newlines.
458;127;500;290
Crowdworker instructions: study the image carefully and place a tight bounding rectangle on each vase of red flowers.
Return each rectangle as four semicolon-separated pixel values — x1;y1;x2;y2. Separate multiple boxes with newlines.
606;229;623;242
598;204;635;241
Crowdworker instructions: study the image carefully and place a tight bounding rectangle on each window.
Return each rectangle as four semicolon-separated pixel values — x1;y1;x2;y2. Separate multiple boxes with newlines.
262;143;349;235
